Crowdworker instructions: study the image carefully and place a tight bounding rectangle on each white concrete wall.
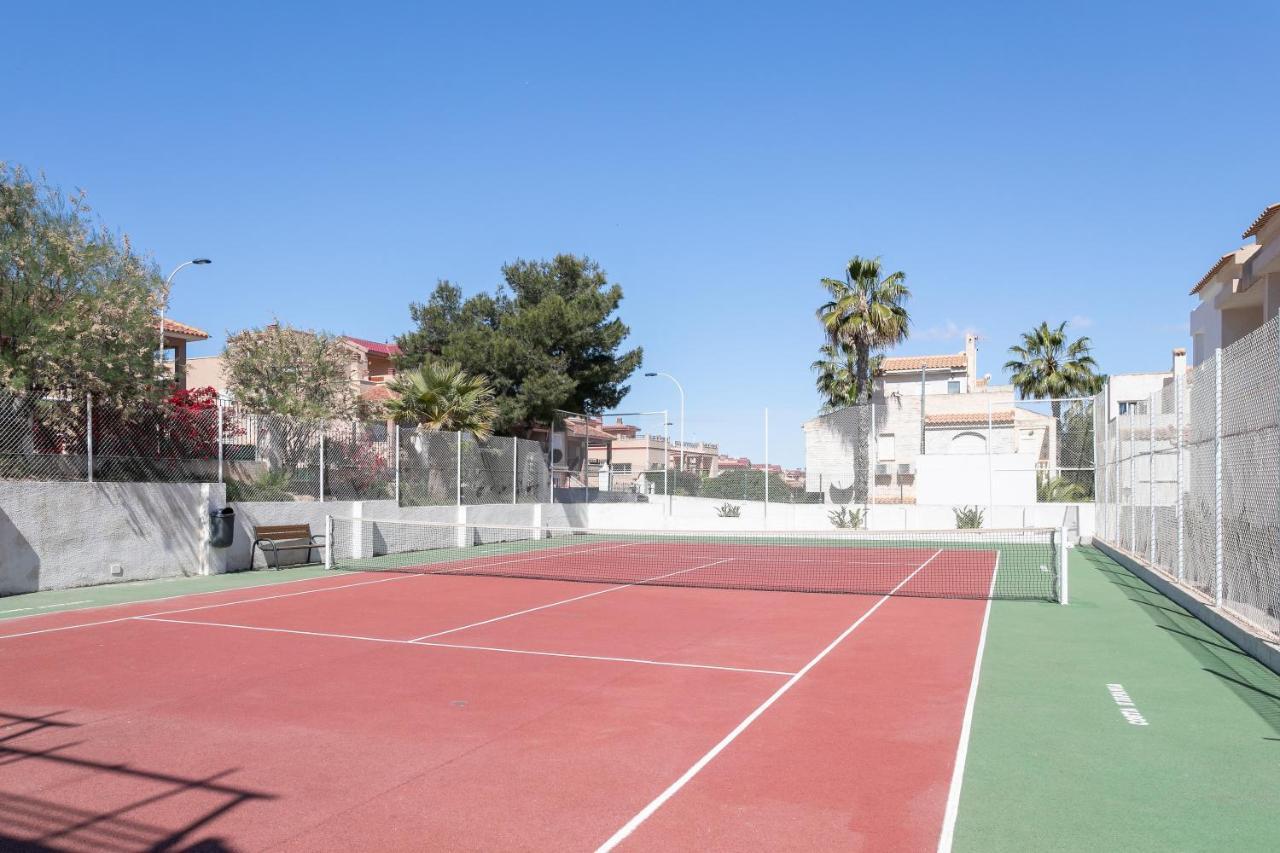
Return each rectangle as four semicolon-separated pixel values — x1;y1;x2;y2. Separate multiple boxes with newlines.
0;481;221;594
914;453;1036;506
586;495;1092;540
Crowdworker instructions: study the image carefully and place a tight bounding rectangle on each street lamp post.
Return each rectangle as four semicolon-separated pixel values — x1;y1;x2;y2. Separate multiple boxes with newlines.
159;259;213;362
645;371;685;488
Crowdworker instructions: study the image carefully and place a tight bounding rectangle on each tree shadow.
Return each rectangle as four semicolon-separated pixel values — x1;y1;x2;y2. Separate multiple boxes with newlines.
1082;549;1280;740
0;710;273;851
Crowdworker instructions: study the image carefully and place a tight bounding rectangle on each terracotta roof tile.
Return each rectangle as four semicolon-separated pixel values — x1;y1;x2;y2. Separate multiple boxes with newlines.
360;384;397;403
343;336;402;356
878;353;966;372
924;410;1015;426
1243;203;1280;239
161;318;209;339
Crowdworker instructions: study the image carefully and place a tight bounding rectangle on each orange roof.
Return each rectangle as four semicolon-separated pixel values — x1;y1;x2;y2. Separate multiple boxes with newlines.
360;384;397;403
161;318;209;340
1243;203;1280;239
343;336;401;357
564;418;614;441
924;410;1015;426
1190;252;1236;295
878;353;966;372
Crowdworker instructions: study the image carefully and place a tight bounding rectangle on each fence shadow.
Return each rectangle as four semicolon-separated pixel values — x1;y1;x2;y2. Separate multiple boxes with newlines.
0;508;40;595
0;710;273;852
1082;549;1280;739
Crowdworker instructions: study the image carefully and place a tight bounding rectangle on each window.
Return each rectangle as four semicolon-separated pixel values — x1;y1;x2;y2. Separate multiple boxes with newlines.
947;380;961;394
877;433;895;461
611;463;632;473
1118;401;1144;415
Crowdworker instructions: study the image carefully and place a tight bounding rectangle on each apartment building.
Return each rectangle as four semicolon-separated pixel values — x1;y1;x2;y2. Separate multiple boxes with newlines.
1190;202;1280;365
586;417;720;491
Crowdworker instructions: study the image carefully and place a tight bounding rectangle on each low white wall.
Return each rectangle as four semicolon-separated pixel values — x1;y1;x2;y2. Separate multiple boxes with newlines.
0;481;221;594
586;495;1093;540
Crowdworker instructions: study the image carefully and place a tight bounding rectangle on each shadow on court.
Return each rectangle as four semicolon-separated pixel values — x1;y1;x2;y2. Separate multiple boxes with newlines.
0;710;272;852
1083;549;1280;740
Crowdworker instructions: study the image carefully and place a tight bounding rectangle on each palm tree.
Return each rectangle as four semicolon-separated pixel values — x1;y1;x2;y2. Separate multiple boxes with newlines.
385;361;498;439
816;257;910;403
1004;321;1101;421
811;342;858;411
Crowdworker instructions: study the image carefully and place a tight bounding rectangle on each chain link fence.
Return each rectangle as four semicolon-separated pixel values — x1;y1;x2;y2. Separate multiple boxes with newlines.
0;392;549;507
1095;315;1280;639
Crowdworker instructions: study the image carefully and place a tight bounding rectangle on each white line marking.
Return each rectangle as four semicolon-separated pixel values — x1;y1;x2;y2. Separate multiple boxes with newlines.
595;548;946;852
134;616;790;676
936;550;1000;853
143;572;422;618
409;558;733;641
0;599;94;615
412;640;794;676
0;573;421;640
429;540;639;574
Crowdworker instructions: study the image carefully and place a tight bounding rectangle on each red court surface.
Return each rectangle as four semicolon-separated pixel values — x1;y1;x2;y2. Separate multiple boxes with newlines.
0;548;993;851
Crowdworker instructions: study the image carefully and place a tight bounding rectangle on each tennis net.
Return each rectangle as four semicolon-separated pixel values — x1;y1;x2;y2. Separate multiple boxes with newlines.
327;517;1065;602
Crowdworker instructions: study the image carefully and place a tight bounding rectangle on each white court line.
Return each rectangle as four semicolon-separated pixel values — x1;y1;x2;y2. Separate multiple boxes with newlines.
0;573;422;641
0;600;93;615
0;539;635;636
134;616;790;676
409;558;733;642
594;547;946;852
427;540;640;575
936;550;1001;853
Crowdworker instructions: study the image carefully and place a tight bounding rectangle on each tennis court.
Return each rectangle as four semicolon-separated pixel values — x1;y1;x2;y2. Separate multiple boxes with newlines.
0;520;1057;851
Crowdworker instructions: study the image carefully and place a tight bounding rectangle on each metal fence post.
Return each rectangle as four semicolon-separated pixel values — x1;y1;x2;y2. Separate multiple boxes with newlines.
216;397;224;484
1214;351;1224;607
1129;406;1136;552
1149;397;1156;566
318;425;326;501
986;397;994;517
455;430;462;507
511;435;518;505
1175;369;1185;582
763;407;769;527
86;393;94;484
394;425;401;505
869;399;876;508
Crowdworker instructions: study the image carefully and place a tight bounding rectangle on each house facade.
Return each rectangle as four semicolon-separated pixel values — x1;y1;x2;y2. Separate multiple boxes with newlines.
1190;203;1280;366
186;334;401;404
804;334;1057;504
586;417;721;491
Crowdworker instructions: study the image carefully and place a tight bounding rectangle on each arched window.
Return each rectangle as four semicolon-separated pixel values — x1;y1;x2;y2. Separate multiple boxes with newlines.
951;431;987;454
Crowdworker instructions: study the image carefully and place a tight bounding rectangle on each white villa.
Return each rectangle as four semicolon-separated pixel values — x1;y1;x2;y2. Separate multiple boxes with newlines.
1190;203;1280;365
803;334;1058;505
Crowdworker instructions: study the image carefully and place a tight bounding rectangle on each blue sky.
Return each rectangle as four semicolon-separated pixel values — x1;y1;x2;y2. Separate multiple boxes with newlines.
6;1;1277;466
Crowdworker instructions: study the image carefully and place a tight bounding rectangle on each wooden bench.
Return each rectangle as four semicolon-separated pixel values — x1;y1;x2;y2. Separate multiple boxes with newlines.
252;524;327;570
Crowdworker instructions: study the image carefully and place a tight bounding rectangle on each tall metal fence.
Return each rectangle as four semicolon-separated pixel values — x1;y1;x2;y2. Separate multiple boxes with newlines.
1095;315;1280;639
0;394;549;506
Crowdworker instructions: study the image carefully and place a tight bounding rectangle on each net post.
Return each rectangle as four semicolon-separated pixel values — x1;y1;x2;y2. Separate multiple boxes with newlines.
324;514;333;570
216;396;224;485
512;435;518;505
1058;524;1069;605
455;430;462;507
85;393;94;484
1214;350;1223;607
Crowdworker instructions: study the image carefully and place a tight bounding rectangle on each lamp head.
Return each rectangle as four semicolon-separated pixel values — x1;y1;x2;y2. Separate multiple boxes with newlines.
192;258;212;265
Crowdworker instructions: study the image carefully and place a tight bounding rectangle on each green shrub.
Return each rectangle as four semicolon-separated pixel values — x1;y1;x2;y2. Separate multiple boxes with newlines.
226;469;296;502
953;505;984;529
828;506;865;529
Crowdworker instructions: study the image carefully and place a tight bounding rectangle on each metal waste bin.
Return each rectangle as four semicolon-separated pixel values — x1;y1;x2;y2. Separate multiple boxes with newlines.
209;507;235;548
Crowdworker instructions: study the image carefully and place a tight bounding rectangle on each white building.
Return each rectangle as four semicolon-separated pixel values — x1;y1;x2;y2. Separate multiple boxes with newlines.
1190;203;1280;366
804;334;1057;505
